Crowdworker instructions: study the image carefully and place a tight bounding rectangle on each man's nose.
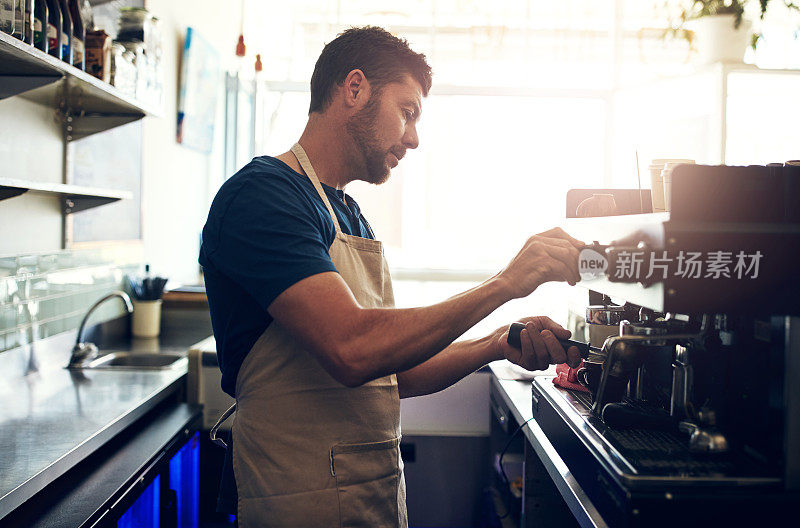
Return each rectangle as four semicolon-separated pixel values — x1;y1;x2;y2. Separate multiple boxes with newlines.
403;123;419;150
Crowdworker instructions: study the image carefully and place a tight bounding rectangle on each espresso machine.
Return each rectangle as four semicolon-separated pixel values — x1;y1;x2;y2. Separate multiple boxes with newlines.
531;164;800;527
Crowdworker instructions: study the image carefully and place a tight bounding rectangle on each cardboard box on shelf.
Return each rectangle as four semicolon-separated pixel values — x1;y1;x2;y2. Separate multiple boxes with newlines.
85;29;111;82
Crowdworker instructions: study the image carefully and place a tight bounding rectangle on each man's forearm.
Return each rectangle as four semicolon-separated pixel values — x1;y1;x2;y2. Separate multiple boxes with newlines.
341;276;510;385
396;333;499;398
270;228;583;388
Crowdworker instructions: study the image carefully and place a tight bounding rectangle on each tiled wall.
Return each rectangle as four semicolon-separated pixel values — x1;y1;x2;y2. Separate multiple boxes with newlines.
0;246;142;353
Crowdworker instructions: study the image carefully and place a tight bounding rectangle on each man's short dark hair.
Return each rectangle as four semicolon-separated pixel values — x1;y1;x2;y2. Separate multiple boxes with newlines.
309;26;433;114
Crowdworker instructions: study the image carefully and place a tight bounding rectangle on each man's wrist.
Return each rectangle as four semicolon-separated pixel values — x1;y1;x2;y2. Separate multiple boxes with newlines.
475;332;504;363
484;274;516;303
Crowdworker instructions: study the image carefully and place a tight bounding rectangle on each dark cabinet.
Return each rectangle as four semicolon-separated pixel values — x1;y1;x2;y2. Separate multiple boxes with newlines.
2;403;202;528
112;432;200;528
116;475;162;528
489;382;577;528
167;433;200;528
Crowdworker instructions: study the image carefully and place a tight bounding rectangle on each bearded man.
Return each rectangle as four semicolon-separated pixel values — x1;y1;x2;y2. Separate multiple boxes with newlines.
200;26;583;528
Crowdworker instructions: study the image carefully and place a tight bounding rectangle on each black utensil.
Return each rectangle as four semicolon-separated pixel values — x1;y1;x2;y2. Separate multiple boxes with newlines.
127;273;168;301
154;277;167;298
128;276;143;300
506;322;599;359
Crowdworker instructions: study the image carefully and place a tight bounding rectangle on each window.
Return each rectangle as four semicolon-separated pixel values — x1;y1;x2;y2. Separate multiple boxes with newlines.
234;0;800;275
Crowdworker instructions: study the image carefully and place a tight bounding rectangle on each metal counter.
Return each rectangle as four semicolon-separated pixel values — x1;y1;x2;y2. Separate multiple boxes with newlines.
489;361;607;528
0;323;212;521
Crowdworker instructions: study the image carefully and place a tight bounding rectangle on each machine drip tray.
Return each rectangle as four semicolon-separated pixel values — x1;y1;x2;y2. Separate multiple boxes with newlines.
532;377;781;487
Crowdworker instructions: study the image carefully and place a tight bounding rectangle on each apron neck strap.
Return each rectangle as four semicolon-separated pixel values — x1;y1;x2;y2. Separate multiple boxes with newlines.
291;143;342;234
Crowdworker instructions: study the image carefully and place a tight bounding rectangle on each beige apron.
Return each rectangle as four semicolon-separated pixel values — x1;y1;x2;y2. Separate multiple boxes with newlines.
230;143;406;528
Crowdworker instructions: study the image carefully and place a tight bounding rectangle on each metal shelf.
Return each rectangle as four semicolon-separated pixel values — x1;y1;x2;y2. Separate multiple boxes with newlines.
0;30;160;139
0;178;132;214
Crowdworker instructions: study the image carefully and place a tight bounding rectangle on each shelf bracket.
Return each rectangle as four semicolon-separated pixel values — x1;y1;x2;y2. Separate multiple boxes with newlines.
1;178;130;212
0;75;61;100
62;195;121;214
67;114;144;141
0;185;28;200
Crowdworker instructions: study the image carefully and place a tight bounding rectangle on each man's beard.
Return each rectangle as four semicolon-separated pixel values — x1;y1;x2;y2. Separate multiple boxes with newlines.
345;95;391;185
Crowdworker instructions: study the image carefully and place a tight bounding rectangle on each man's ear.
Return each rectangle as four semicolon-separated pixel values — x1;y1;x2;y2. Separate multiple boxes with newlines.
342;69;371;109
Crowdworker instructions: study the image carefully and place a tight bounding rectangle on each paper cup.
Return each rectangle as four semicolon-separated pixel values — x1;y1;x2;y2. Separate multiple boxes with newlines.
650;160;695;212
132;299;162;338
649;167;666;212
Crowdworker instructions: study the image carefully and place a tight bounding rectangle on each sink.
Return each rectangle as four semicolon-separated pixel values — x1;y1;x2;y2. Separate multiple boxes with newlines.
76;352;187;370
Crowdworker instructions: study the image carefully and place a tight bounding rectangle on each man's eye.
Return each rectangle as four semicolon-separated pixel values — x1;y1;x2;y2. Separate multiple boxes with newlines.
403;110;413;120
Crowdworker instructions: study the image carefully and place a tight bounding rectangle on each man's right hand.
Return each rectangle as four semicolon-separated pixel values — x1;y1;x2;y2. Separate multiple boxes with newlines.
496;227;584;299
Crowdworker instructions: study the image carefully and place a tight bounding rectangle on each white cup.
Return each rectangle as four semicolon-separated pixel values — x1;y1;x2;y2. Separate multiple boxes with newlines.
649;165;666;212
132;299;162;338
649;159;695;212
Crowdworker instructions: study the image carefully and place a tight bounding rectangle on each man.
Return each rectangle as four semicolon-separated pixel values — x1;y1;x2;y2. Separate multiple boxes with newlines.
199;26;583;528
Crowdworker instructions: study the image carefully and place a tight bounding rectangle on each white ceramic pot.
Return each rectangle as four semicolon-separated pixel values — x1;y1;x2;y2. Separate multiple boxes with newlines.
690;14;752;65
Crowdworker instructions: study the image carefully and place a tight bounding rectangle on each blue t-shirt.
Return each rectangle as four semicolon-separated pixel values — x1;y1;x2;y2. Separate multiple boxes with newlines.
199;156;375;397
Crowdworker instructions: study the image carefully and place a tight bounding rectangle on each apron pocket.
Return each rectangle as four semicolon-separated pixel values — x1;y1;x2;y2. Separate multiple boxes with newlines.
331;437;403;528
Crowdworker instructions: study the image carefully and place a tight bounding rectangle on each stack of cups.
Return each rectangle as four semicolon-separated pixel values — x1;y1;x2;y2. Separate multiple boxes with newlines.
649;159;695;212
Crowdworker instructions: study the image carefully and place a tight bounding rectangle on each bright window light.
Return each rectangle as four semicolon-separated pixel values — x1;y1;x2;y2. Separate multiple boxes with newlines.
237;0;800;275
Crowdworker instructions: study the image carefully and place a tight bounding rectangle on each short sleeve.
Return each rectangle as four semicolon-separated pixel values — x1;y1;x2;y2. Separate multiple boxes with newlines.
200;170;338;312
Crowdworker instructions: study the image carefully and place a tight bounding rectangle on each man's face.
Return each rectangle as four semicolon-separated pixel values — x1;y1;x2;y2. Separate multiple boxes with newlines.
345;74;422;185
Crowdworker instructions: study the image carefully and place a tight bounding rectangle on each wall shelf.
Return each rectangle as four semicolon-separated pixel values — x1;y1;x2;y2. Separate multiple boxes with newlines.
0;178;132;214
0;31;160;139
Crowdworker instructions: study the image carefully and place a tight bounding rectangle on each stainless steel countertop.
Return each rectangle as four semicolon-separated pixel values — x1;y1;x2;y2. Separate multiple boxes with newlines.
0;325;212;520
489;361;608;528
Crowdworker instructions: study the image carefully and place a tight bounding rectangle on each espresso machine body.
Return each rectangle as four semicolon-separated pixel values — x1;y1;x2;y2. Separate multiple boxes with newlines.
533;313;800;527
532;165;800;527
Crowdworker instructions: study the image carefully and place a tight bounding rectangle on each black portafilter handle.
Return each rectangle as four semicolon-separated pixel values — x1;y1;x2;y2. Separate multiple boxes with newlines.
506;322;594;359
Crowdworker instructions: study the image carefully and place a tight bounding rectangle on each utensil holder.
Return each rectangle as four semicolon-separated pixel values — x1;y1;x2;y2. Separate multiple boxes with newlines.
132;299;162;338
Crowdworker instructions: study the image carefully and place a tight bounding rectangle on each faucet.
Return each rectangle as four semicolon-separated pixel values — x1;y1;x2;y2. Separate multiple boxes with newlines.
67;291;133;368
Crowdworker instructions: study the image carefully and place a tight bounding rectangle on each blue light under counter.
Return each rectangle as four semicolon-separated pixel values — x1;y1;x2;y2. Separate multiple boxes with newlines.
117;474;161;528
169;432;200;528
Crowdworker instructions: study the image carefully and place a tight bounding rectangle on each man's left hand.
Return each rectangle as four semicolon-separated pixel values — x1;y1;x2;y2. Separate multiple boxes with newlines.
490;316;581;371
